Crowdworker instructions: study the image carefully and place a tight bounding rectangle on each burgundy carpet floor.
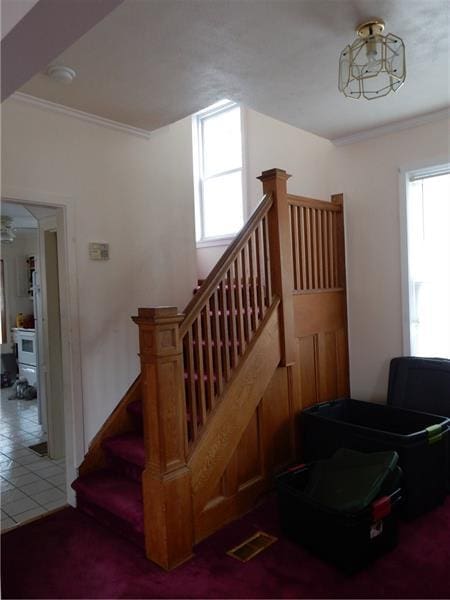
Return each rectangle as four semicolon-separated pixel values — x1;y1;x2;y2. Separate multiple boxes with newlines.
2;495;450;599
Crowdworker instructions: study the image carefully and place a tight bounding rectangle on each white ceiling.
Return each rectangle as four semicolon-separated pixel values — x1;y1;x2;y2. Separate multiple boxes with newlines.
1;201;37;228
1;200;57;228
19;0;450;140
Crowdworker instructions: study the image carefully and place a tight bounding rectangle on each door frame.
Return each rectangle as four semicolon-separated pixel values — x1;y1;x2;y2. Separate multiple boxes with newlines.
2;186;84;505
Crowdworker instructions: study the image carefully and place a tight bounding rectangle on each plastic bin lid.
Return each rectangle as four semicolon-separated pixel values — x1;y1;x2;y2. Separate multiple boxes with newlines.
304;448;399;513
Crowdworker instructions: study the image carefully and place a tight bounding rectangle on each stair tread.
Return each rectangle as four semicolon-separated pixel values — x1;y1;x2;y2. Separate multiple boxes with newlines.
72;470;144;534
102;432;145;468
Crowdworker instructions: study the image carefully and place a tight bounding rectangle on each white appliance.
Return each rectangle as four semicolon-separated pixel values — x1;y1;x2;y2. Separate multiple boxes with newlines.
16;328;37;386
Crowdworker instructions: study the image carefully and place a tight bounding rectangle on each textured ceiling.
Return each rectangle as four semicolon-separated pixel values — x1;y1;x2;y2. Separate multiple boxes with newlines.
20;0;450;140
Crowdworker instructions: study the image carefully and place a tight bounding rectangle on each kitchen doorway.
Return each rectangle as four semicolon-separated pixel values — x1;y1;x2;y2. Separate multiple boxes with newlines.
1;198;77;530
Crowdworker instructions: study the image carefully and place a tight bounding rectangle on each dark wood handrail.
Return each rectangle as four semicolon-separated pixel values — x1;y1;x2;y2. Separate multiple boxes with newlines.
287;194;342;212
180;193;273;337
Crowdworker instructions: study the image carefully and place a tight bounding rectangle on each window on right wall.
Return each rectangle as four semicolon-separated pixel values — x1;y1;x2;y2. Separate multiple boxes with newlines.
404;165;450;358
193;100;245;245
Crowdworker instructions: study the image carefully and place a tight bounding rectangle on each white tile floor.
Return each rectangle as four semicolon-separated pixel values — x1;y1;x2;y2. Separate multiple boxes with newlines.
1;387;67;532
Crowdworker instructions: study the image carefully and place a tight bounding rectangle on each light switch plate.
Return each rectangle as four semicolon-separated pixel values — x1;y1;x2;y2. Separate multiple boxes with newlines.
89;242;109;260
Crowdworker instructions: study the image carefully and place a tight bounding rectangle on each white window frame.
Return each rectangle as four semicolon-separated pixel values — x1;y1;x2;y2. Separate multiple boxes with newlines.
193;100;247;248
399;160;450;355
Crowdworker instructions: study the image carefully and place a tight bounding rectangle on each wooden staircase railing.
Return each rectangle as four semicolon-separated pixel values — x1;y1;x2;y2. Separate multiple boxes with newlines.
77;168;349;572
180;193;274;448
132;169;293;569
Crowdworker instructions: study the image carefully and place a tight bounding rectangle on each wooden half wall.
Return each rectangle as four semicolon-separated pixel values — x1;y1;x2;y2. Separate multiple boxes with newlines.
192;179;349;543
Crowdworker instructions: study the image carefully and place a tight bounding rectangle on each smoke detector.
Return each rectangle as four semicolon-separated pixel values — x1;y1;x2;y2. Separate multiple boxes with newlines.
47;65;77;84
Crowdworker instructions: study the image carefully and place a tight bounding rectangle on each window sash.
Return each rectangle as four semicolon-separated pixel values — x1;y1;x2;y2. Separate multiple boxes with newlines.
196;102;244;242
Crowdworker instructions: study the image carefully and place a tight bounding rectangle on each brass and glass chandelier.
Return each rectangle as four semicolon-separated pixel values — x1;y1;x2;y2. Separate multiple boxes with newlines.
339;19;406;100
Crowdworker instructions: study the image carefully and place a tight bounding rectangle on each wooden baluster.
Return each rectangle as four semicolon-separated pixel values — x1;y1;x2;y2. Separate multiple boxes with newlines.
311;208;318;289
255;224;266;320
305;207;313;290
241;244;252;342
249;232;260;330
333;211;339;288
227;265;239;369
258;168;295;366
328;211;335;288
132;307;193;570
323;210;329;288
186;328;198;441
219;279;231;380
291;205;301;291
299;206;307;291
211;290;223;397
317;207;324;289
235;256;246;356
203;302;215;413
262;215;272;305
194;316;206;426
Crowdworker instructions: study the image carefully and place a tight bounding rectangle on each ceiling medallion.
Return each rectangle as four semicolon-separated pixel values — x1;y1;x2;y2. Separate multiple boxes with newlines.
339;19;406;100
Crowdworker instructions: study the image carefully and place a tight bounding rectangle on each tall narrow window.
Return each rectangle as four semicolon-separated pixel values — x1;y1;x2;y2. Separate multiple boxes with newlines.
194;101;244;243
405;167;450;358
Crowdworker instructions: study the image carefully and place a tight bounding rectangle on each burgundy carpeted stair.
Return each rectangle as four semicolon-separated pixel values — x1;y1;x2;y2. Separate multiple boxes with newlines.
72;399;146;547
72;278;260;552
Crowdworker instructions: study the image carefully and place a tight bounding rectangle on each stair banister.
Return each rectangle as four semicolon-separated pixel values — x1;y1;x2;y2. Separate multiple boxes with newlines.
180;192;273;337
132;307;193;570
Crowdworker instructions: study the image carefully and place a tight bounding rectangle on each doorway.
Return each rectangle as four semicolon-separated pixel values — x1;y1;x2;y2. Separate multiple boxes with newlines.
1;200;67;530
402;165;450;358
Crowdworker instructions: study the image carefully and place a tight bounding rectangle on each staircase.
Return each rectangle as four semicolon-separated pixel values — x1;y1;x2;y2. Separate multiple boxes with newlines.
72;168;350;570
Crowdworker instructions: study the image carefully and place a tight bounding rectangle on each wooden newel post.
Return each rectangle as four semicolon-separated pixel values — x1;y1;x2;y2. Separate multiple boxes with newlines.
258;168;296;366
132;307;193;570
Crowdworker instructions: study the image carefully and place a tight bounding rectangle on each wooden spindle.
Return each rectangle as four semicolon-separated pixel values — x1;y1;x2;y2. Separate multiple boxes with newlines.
255;224;266;320
211;290;223;397
241;244;252;342
235;256;246;356
323;210;329;288
203;302;215;413
249;232;260;330
291;205;300;290
263;215;272;305
227;266;239;369
219;279;231;380
194;317;207;426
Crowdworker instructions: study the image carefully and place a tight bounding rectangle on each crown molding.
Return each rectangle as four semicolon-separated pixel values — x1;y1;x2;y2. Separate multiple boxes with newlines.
332;107;450;146
11;92;152;139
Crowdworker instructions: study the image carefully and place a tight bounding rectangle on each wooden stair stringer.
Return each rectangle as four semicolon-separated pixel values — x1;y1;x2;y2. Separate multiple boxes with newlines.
188;299;281;527
79;376;142;477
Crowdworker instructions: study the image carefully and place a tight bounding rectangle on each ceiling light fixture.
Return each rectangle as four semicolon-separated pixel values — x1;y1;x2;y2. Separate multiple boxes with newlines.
338;19;406;100
47;64;77;84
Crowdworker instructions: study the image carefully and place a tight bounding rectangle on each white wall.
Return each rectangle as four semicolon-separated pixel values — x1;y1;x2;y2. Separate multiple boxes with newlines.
330;118;450;402
1;98;197;445
196;107;334;278
1;229;37;349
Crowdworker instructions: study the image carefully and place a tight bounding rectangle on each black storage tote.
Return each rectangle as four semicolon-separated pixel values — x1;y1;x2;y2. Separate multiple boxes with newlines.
276;452;402;572
388;356;450;416
301;398;449;519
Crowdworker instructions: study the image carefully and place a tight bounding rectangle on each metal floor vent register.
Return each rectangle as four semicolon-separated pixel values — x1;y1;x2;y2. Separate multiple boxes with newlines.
28;442;48;456
227;531;277;562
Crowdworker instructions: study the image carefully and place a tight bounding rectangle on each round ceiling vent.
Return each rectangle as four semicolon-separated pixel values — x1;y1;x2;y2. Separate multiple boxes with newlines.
47;65;77;84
